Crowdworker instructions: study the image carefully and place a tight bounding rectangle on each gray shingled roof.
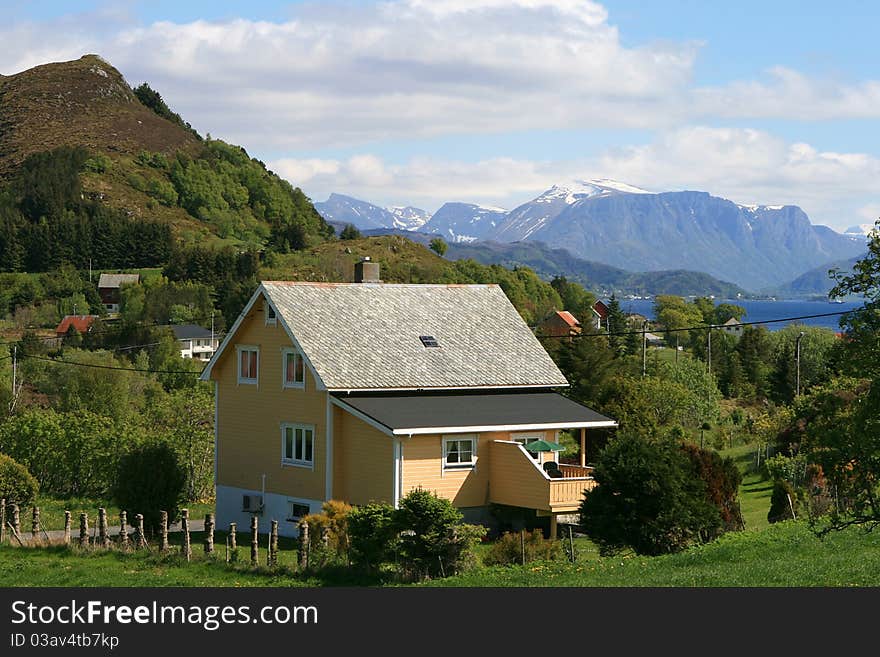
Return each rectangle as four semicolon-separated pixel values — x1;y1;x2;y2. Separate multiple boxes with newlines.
97;273;140;289
334;392;615;433
262;282;568;391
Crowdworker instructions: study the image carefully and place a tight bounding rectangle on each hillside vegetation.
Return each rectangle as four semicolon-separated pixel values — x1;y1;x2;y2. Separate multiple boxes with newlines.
0;55;332;263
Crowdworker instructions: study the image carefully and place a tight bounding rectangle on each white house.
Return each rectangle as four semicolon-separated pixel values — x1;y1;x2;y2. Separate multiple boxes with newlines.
170;324;220;361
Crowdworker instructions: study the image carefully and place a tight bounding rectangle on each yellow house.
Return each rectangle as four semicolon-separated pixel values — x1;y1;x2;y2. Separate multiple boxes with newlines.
200;261;617;537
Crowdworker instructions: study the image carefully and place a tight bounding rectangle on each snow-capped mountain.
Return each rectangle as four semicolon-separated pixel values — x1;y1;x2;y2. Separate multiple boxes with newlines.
315;193;431;231
490;179;651;242
844;224;876;240
488;185;864;290
388;206;431;231
422;202;508;243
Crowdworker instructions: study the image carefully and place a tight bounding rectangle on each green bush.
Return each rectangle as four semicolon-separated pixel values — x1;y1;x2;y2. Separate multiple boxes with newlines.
768;480;799;523
348;502;397;572
483;529;562;566
394;488;486;579
113;443;186;532
579;433;721;556
0;453;39;506
301;500;352;566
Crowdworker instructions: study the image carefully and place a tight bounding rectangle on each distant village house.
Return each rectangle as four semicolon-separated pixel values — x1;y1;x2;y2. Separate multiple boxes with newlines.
721;317;743;338
538;310;582;337
591;300;609;331
170;324;220;361
97;273;140;313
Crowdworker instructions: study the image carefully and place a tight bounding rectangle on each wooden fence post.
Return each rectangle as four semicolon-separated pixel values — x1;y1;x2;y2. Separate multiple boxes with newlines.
520;529;526;566
63;511;71;546
11;504;20;539
31;506;39;544
229;522;237;563
298;520;309;571
98;508;110;549
79;512;89;548
250;516;258;566
181;509;191;561
119;511;129;550
269;520;279;567
134;514;146;549
0;499;5;544
159;511;170;553
204;513;215;555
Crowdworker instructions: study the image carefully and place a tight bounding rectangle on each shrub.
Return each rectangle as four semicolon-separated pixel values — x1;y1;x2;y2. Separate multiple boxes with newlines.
0;453;39;506
579;433;720;556
113;442;186;532
768;480;799;523
348;502;397;572
483;529;562;566
681;443;744;535
339;224;361;240
394;487;486;579
301;500;352;566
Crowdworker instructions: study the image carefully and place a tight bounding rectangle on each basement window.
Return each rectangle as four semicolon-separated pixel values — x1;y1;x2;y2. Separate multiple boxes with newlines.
419;335;440;348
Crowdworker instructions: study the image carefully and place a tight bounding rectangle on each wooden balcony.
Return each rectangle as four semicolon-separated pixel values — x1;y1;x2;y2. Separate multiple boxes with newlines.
488;441;597;513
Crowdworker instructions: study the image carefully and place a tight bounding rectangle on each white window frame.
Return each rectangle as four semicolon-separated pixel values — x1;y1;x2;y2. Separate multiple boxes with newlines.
265;303;277;327
282;347;306;389
281;422;315;469
286;500;312;522
511;432;544;461
442;435;477;471
236;345;259;385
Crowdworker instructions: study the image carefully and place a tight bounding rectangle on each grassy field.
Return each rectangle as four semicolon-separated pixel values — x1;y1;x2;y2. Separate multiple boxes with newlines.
1;521;877;587
32;496;214;531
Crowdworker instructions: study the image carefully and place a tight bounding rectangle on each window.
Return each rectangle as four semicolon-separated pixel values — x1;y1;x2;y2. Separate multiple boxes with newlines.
282;423;315;468
443;436;476;470
511;432;542;460
266;304;277;326
282;348;305;388
419;335;440;348
237;345;259;384
286;502;311;522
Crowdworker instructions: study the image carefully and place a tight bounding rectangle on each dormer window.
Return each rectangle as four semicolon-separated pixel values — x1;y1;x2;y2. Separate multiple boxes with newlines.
266;304;277;326
419;335;439;348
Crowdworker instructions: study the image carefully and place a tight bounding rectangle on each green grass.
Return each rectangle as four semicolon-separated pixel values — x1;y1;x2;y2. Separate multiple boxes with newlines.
31;496;214;531
3;522;878;587
719;443;773;531
430;522;880;587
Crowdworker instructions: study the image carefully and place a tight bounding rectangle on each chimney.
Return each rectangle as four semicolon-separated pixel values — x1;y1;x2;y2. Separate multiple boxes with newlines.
354;257;382;283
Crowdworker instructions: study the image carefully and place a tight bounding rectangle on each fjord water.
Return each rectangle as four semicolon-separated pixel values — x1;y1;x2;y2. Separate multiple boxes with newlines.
620;299;864;331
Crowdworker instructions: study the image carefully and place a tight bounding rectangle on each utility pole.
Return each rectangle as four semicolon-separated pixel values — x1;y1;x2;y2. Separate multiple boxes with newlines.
707;326;712;376
642;320;648;377
10;344;18;414
675;333;679;363
796;331;805;397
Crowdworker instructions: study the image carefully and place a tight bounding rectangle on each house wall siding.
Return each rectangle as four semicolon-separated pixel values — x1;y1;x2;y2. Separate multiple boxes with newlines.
332;406;393;505
214;293;327;505
400;429;555;508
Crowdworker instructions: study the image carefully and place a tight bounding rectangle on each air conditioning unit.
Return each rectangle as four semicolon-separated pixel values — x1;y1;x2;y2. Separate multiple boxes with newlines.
242;494;263;513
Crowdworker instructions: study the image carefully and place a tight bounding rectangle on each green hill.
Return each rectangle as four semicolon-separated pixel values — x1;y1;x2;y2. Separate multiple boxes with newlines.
0;54;332;271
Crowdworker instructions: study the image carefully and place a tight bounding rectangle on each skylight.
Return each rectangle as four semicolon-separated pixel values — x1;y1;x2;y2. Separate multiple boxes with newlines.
419;335;440;348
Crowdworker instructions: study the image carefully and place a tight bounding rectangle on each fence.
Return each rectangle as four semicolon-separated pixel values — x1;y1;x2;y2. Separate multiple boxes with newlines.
0;499;304;572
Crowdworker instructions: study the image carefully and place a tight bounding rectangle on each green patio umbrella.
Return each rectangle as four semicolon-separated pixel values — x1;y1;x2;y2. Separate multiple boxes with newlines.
523;439;566;452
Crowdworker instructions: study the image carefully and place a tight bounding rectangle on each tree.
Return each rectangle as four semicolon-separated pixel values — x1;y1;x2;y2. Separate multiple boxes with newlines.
339;224;361;240
114;442;186;532
606;294;628;356
830;219;880;379
429;237;448;257
579;433;721;556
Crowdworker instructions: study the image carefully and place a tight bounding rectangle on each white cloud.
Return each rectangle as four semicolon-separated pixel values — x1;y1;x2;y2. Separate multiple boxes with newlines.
276;128;880;231
0;1;698;148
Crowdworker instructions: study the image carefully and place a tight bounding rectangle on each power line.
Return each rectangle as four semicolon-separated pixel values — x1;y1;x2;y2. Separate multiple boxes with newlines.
538;309;853;339
20;353;204;376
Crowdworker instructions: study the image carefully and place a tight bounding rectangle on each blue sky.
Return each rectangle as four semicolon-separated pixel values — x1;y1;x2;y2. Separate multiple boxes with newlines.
2;1;878;230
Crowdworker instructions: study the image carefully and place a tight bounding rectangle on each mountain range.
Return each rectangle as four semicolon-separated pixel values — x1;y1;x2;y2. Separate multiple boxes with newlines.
315;180;866;292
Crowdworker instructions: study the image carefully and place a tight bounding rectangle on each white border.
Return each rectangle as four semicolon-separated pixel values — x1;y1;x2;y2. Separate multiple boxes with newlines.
281;422;316;470
235;344;259;385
